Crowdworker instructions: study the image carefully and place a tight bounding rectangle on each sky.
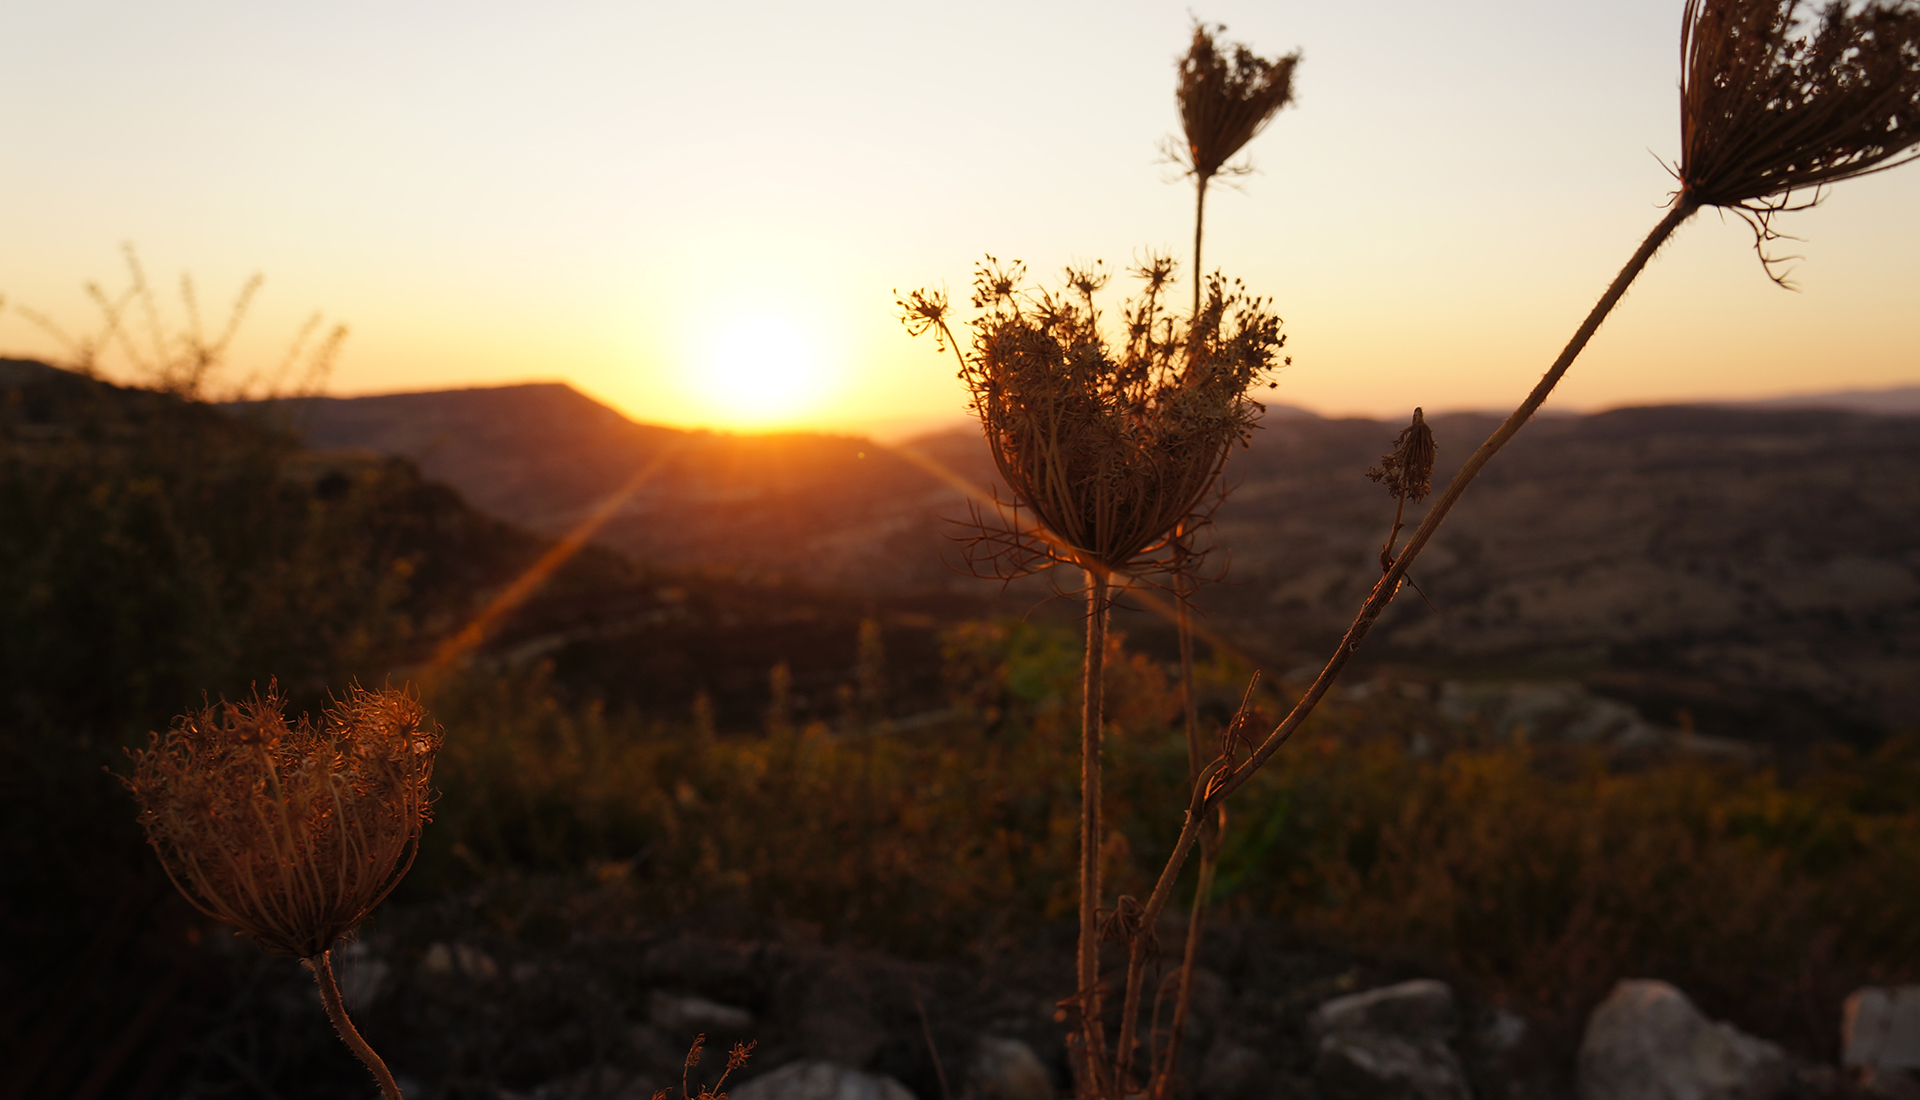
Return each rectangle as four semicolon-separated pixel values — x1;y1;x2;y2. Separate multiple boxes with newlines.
2;0;1915;437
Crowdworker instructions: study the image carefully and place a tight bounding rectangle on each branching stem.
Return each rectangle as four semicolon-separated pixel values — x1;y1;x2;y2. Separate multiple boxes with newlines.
1113;200;1702;1078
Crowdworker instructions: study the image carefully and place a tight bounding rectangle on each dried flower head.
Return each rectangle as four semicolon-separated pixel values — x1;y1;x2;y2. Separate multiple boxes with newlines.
1367;407;1437;502
1175;23;1300;185
123;684;438;958
898;255;1287;579
1679;0;1920;275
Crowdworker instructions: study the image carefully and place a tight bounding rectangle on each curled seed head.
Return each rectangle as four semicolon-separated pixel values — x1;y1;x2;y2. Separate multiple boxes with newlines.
122;683;440;958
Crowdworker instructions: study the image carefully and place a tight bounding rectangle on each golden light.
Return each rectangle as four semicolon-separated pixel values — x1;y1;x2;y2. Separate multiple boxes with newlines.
688;313;837;428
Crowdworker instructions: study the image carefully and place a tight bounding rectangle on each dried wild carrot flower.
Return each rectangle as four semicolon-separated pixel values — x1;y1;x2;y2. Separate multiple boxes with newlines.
1169;23;1299;315
1174;23;1299;187
124;683;438;958
124;683;437;1100
898;255;1287;580
1367;407;1437;503
1678;0;1920;276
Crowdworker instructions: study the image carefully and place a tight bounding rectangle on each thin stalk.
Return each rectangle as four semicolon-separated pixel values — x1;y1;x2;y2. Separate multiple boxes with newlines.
305;949;403;1100
1217;198;1700;804
1191;178;1210;319
1156;848;1218;1100
1121;198;1704;1004
1078;568;1112;1090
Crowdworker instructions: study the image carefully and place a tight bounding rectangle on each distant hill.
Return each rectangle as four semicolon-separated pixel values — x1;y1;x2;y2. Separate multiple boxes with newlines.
1709;384;1920;416
285;384;976;594
286;384;1920;746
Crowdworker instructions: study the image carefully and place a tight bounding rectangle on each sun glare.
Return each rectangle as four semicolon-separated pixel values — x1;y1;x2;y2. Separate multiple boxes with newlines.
689;314;834;428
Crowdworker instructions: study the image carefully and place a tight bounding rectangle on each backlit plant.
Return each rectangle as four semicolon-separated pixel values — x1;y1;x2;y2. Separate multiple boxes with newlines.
123;683;438;1100
903;1;1920;1096
897;253;1285;1089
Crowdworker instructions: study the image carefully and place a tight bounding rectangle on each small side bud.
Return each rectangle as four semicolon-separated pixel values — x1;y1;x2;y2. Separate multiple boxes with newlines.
1367;407;1436;502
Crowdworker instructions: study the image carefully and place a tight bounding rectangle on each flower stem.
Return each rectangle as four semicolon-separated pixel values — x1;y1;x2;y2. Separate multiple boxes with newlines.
1192;178;1210;319
1215;197;1701;805
1078;568;1111;1094
305;949;403;1100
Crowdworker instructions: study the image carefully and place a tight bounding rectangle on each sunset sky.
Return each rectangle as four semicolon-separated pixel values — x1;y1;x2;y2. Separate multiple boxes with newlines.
3;0;1915;436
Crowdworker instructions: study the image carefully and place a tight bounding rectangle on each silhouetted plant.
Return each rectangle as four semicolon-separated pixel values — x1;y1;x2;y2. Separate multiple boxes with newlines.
14;243;345;400
122;684;439;1100
1158;26;1297;1081
1111;6;1920;1096
902;3;1920;1096
897;256;1284;1093
1167;23;1299;317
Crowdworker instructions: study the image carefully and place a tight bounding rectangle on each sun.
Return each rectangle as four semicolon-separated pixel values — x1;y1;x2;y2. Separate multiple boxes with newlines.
690;314;835;428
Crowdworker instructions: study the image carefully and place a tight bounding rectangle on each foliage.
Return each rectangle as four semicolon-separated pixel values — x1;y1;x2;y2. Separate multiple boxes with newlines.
411;621;1920;1058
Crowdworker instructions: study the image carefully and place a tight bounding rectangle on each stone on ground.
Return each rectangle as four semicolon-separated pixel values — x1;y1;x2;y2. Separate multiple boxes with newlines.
966;1036;1051;1100
732;1062;917;1100
1576;979;1788;1100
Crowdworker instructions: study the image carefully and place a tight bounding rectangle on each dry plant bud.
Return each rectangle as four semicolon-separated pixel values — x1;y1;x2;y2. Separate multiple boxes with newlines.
1679;0;1920;275
1176;23;1300;183
122;683;439;958
901;256;1287;579
1367;407;1437;502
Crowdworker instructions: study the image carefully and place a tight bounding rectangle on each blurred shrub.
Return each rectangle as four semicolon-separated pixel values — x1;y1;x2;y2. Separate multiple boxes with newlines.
419;619;1920;1056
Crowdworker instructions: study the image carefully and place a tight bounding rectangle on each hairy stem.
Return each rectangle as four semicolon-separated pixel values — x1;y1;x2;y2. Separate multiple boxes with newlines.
305;949;403;1100
1217;198;1699;802
1122;198;1703;1004
1079;569;1112;1093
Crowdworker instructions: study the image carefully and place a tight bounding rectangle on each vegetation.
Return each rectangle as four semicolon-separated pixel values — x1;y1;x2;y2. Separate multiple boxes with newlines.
406;622;1920;1061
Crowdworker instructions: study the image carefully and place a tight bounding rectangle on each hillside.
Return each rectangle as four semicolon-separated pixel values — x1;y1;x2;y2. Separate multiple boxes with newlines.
288;383;1920;746
287;384;973;593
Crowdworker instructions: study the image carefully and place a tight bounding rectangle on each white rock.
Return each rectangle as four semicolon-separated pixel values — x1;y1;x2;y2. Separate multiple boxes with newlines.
1313;1030;1473;1100
967;1036;1051;1100
650;990;754;1033
1845;987;1920;1070
1576;980;1787;1100
1311;979;1461;1043
732;1062;916;1100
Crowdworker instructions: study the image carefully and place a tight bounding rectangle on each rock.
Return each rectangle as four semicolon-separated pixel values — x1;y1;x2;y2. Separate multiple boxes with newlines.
1480;1008;1528;1053
650;990;755;1034
1844;987;1920;1071
732;1061;917;1100
1310;979;1461;1043
1196;1038;1271;1100
966;1036;1051;1100
1576;980;1789;1100
1313;1030;1473;1100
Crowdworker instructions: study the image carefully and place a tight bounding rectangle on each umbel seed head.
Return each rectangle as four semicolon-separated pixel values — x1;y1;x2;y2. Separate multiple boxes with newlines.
1176;22;1300;183
123;684;439;958
899;255;1287;578
1679;0;1920;262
